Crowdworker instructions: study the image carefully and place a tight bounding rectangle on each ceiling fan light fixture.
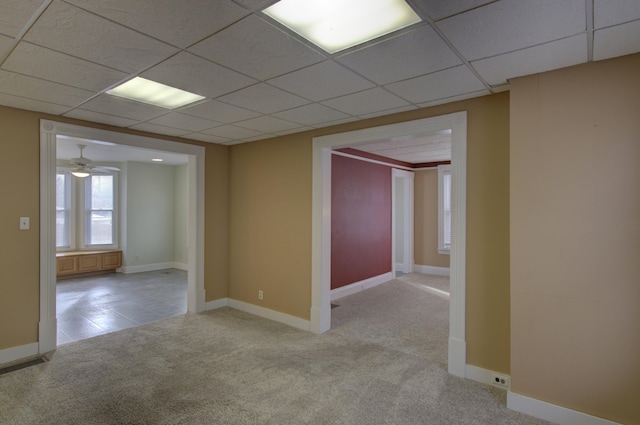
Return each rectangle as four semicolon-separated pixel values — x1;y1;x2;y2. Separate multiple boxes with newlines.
263;0;421;54
71;168;90;178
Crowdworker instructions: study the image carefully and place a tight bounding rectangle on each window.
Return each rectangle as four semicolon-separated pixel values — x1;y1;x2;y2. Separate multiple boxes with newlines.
438;164;451;254
55;171;118;251
84;174;116;247
56;172;71;249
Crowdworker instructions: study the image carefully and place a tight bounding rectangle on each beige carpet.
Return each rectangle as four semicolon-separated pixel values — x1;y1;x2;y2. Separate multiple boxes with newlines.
0;275;551;424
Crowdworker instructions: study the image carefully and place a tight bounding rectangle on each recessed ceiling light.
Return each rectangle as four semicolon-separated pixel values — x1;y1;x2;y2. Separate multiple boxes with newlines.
151;158;164;162
263;0;421;54
107;77;205;109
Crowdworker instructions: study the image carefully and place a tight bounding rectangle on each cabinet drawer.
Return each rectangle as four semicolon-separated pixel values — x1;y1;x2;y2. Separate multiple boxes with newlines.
56;256;77;275
102;251;122;269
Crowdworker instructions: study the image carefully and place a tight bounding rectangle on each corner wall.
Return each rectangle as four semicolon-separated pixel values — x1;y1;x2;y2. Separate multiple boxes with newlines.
510;54;640;424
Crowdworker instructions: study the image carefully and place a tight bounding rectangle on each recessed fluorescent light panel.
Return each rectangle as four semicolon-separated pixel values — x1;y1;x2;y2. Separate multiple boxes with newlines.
107;77;205;109
263;0;421;54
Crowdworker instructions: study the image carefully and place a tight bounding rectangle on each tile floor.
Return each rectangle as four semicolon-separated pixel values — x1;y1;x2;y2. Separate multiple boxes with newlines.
56;268;187;345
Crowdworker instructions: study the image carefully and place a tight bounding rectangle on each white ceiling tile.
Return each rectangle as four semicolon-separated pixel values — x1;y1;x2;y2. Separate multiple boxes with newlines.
79;94;168;121
142;52;256;99
0;0;43;37
472;34;588;86
321;88;410;116
218;83;309;114
184;132;232;144
240;134;273;142
593;20;640;61
128;122;190;137
64;0;249;48
189;15;325;80
385;65;485;103
0;92;70;115
180;100;260;123
418;89;490;108
272;126;314;136
594;0;640;28
411;0;495;20
234;116;301;133
233;0;273;11
437;0;586;61
337;25;461;85
23;1;177;73
0;34;14;55
203;124;264;140
268;61;374;101
358;105;418;119
63;109;138;127
3;42;128;92
148;112;220;132
273;103;350;126
0;69;93;106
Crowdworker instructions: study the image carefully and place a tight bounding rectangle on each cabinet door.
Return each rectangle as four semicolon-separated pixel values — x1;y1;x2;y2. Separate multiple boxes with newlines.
78;254;101;272
57;256;77;275
102;251;122;269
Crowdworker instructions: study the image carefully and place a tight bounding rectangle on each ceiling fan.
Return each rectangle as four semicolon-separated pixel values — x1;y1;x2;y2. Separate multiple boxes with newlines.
63;144;120;177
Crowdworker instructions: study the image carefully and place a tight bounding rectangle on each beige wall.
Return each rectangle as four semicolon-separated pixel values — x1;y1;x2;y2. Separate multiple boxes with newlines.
0;106;229;351
414;169;450;268
228;135;312;319
228;92;511;372
510;54;640;424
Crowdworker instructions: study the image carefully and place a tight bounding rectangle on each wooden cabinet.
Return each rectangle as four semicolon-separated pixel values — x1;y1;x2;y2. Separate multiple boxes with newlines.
56;250;122;279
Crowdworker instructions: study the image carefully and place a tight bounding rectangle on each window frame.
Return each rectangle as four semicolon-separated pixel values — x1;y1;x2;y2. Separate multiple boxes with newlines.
438;164;452;255
79;171;119;250
55;169;76;251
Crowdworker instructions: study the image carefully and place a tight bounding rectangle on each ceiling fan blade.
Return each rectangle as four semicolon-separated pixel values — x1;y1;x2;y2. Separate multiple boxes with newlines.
93;166;120;172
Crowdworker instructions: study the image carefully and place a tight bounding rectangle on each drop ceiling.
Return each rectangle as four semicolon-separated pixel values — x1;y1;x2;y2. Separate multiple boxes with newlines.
1;0;639;149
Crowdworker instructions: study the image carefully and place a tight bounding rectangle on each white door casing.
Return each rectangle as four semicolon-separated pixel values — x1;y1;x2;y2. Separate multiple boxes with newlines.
311;112;467;377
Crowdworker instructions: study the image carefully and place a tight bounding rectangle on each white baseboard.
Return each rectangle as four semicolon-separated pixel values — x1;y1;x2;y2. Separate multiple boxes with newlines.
0;342;39;367
203;297;310;332
507;392;622;425
414;264;450;276
331;272;393;301
172;262;188;271
465;364;510;389
227;299;310;332
121;262;176;274
204;298;229;311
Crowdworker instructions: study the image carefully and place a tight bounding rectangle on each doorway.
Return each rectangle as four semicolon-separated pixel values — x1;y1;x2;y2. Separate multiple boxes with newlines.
311;112;467;377
393;169;414;277
39;120;206;354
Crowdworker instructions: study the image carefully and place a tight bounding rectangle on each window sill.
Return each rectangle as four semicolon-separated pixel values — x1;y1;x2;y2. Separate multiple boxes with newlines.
438;248;451;255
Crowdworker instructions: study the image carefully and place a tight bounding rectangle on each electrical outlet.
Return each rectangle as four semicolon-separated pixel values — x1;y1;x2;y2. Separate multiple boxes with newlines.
258;290;263;300
491;374;510;388
19;217;30;230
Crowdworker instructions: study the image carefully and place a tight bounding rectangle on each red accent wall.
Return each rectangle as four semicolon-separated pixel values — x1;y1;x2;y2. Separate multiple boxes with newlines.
331;154;392;290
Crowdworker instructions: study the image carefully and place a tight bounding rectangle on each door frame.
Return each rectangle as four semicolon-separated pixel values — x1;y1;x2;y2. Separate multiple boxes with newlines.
39;120;206;354
310;112;467;377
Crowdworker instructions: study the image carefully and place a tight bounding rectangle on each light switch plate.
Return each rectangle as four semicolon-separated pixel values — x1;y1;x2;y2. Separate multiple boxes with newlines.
20;217;30;230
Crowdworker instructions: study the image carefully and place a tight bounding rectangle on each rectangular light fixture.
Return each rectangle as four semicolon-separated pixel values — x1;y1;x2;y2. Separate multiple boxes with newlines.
106;77;205;109
263;0;421;54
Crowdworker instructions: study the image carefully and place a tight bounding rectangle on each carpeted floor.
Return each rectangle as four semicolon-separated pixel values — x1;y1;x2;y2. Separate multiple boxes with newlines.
0;275;551;424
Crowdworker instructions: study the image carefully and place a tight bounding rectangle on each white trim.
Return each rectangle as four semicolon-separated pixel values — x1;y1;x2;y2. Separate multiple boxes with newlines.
507;392;622;425
465;364;510;389
0;343;39;366
39;120;206;353
438;164;452;254
330;272;393;301
173;262;188;271
413;264;451;276
120;262;176;274
331;149;413;170
204;298;229;311
312;112;467;378
227;299;311;332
